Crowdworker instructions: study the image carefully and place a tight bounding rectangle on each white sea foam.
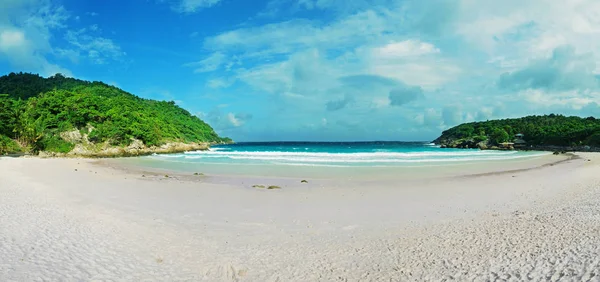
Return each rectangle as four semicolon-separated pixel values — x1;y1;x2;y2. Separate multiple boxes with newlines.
153;149;549;166
182;150;520;158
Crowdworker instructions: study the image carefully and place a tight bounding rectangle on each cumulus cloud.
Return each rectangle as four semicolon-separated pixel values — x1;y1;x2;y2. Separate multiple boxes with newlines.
198;109;253;131
186;0;600;140
476;107;494;121
0;30;26;50
442;105;463;127
498;46;599;92
0;1;71;76
326;96;352;111
388;85;424;106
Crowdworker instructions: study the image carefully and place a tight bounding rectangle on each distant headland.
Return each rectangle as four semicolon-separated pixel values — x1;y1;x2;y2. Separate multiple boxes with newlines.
0;72;232;157
433;114;600;152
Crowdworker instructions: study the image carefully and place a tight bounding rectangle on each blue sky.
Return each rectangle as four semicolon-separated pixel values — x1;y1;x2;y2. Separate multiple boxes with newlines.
1;0;600;141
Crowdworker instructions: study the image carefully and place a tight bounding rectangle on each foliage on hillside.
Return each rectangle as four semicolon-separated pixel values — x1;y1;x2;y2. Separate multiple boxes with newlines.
0;72;119;100
434;114;600;147
0;72;230;154
0;135;21;155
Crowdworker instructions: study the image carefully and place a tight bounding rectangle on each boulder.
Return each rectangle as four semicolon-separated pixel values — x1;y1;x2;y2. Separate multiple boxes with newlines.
476;141;488;150
60;129;83;143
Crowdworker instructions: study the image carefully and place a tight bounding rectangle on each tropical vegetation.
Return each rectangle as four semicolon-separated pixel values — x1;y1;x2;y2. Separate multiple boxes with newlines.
0;72;230;155
434;114;600;148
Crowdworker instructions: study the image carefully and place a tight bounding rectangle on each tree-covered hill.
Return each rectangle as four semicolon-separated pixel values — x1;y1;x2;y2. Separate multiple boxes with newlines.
0;72;122;100
0;72;230;155
433;114;600;149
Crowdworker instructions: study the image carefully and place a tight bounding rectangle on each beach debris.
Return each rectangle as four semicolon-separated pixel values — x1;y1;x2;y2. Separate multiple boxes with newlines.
164;175;169;178
237;269;248;277
301;180;308;183
553;151;560;155
74;169;78;171
156;257;163;264
253;184;281;190
193;172;204;176
142;175;146;177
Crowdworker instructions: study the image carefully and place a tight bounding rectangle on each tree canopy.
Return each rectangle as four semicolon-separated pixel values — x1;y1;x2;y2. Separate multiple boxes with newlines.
434;114;600;147
0;72;230;154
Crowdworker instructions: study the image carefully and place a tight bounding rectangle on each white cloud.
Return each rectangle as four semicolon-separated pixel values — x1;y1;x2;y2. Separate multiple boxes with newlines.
226;113;249;127
372;40;439;58
185;52;226;73
187;0;600;140
207;77;234;88
204;9;395;57
0;30;26;50
173;0;222;13
370;61;461;89
0;0;71;76
520;89;598;109
64;26;125;65
199;108;253;132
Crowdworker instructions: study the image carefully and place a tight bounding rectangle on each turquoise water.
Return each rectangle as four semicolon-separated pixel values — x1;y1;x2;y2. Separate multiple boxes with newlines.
145;142;549;168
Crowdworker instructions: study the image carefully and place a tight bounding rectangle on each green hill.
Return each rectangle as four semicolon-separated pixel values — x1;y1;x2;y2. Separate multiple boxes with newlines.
0;72;230;155
433;114;600;149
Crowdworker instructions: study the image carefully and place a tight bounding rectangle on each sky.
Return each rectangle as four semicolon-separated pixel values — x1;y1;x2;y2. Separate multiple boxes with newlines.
1;0;600;141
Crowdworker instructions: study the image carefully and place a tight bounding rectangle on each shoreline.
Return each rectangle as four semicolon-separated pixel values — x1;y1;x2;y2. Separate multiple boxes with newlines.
1;153;599;280
101;150;563;182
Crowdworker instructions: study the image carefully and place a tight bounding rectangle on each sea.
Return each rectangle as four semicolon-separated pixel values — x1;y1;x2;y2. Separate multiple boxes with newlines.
143;141;548;168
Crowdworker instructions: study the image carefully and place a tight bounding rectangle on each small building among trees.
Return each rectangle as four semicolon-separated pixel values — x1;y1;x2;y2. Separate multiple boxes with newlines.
514;133;527;147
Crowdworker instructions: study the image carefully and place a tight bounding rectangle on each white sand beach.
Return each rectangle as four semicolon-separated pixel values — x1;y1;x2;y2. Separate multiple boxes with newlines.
1;154;600;281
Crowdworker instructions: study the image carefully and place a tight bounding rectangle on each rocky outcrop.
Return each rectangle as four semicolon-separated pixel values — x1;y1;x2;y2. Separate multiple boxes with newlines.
59;129;84;143
437;138;488;149
38;128;212;158
435;137;523;151
39;141;210;158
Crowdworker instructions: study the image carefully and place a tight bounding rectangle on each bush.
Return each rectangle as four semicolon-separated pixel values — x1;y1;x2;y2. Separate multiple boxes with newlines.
40;135;75;153
0;135;21;154
490;128;510;144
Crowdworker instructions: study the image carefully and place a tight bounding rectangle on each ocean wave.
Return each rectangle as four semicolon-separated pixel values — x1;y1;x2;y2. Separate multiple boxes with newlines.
177;152;546;163
150;146;549;167
181;150;520;158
